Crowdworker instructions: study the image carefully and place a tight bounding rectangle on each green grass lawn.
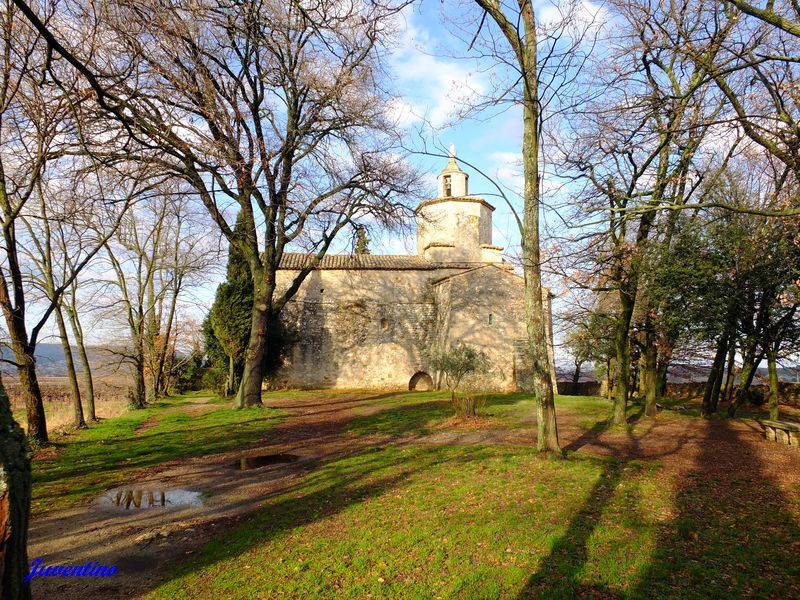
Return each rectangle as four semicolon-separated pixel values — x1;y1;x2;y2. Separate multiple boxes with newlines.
32;392;285;513
147;392;800;599
346;391;613;438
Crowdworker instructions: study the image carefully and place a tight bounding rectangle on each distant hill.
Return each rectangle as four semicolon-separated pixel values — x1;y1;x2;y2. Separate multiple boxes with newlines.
0;343;122;377
556;362;800;383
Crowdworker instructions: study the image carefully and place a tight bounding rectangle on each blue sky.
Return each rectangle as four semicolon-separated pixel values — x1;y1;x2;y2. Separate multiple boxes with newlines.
376;0;528;257
51;1;597;351
373;0;607;263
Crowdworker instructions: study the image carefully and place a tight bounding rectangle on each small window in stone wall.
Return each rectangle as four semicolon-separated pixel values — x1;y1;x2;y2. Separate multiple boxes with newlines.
488;313;493;325
380;318;388;331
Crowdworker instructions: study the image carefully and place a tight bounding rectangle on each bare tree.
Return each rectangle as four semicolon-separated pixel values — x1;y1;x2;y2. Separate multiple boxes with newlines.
14;0;418;408
22;162;150;426
0;2;135;443
444;0;605;454
100;186;209;407
552;0;740;423
674;1;800;198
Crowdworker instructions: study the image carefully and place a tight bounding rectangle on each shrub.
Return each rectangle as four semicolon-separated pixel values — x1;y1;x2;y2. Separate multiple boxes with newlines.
428;343;489;417
200;367;228;396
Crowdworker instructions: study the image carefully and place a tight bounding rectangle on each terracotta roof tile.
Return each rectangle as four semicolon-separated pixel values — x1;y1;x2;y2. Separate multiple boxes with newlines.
278;252;487;271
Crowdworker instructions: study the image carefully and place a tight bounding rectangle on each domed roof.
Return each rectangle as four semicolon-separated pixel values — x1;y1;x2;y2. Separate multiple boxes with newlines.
438;144;466;176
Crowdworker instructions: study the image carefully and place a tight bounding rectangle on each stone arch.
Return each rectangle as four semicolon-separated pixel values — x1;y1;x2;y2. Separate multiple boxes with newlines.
408;371;434;391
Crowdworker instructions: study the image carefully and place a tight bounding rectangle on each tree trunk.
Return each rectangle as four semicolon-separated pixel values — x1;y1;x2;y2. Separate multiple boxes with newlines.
474;0;558;455
153;284;180;399
702;333;729;417
73;337;95;422
520;5;559;457
144;252;160;404
234;284;270;408
525;265;560;455
54;307;85;429
709;355;726;415
11;346;46;445
655;357;669;399
630;358;640;403
612;290;635;425
0;309;47;444
768;346;779;421
572;361;582;386
721;340;736;405
728;350;761;417
643;333;658;418
0;374;32;600
129;340;147;410
636;350;646;397
63;283;97;421
227;355;235;397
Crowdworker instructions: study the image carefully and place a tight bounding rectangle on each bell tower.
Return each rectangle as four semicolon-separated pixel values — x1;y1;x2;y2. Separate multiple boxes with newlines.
416;146;502;263
437;144;469;198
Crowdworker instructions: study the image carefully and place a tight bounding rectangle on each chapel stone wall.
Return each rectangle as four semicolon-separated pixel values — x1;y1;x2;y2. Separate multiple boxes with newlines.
433;266;531;392
272;269;448;389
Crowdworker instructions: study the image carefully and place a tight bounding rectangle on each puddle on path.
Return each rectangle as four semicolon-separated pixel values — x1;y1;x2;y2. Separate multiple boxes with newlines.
96;487;204;511
229;453;300;471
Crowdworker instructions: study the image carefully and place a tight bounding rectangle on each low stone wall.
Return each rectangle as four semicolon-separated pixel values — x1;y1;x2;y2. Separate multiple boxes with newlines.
662;382;706;402
557;381;602;396
664;382;800;407
556;380;800;407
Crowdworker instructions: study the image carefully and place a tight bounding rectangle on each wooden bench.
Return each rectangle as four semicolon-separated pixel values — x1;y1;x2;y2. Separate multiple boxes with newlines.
761;420;800;447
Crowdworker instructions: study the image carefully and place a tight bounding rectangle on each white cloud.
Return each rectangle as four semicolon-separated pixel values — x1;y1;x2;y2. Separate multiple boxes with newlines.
387;98;420;128
388;8;487;128
536;0;607;34
487;151;524;196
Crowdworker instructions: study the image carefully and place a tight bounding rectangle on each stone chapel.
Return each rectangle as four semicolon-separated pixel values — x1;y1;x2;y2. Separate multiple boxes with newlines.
272;148;557;392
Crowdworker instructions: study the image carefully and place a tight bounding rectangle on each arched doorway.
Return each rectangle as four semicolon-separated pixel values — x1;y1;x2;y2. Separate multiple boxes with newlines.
408;371;434;391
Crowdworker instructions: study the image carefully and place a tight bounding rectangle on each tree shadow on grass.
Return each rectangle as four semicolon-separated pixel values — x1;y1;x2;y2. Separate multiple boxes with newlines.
516;420;657;599
346;392;537;439
563;420;612;454
516;458;625;599
267;391;404;411
628;420;800;598
346;400;453;438
518;416;800;598
563;403;643;454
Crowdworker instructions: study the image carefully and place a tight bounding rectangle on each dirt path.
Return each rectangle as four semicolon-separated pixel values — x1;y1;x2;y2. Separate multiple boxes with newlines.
27;393;800;599
133;397;217;435
28;392;385;600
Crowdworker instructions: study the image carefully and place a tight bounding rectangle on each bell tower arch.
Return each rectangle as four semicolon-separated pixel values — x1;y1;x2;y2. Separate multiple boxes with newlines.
416;146;501;263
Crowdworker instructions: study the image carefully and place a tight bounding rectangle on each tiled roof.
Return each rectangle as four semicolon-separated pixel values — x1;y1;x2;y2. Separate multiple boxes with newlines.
439;156;465;175
278;252;488;271
431;263;518;285
415;196;495;213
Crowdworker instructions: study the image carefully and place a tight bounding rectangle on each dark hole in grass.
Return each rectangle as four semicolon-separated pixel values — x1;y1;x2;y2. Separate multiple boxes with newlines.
229;453;300;471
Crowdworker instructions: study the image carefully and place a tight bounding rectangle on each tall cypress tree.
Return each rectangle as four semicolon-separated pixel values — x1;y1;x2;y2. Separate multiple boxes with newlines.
355;225;370;255
205;213;253;396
